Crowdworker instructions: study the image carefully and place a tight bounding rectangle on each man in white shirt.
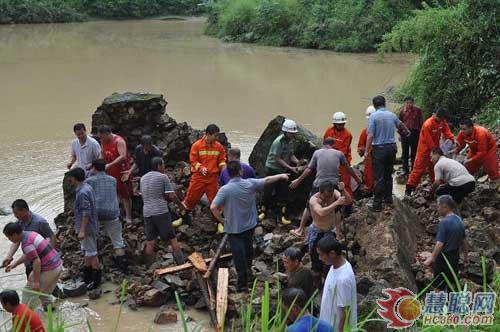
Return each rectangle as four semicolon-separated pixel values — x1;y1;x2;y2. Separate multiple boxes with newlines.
67;123;102;177
317;235;357;331
430;148;475;203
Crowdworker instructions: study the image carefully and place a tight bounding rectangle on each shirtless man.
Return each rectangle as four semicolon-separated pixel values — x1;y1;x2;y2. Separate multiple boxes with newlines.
308;180;351;278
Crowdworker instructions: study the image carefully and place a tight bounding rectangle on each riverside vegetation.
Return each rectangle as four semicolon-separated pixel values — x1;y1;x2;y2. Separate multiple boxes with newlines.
0;0;204;23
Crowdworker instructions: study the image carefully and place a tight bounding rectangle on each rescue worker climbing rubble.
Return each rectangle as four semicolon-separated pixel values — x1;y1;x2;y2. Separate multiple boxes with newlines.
183;124;227;229
405;108;455;196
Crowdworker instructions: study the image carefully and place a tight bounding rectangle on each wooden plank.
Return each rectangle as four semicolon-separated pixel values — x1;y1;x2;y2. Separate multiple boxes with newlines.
154;254;232;276
216;268;229;332
204;234;228;279
188;252;208;273
195;272;217;326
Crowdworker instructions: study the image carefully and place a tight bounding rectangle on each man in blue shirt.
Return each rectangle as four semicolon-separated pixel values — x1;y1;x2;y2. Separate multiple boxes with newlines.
365;95;410;211
67;167;101;290
211;161;288;291
283;288;333;332
424;195;468;291
219;148;256;186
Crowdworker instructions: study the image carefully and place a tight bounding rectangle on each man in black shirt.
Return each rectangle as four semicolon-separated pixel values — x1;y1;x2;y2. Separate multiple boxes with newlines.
122;135;161;180
282;247;315;301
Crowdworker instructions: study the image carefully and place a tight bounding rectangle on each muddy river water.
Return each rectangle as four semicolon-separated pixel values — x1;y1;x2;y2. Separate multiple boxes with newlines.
0;18;411;331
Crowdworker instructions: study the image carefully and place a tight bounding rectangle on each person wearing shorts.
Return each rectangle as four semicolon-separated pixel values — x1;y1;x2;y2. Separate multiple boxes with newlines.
67;167;101;291
308;180;351;287
141;157;187;267
86;159;128;274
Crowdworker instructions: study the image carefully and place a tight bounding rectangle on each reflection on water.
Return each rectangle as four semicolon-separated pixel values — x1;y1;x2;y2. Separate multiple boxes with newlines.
0;18;410;331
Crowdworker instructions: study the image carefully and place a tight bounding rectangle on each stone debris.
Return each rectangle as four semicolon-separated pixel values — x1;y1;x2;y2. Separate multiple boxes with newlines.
154;306;178;324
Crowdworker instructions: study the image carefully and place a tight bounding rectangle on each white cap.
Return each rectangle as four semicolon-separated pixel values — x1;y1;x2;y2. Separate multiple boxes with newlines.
365;105;376;119
332;112;347;124
282;119;298;133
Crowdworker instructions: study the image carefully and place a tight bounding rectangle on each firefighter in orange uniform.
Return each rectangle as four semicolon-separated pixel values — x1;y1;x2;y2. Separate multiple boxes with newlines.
357;106;375;195
323;112;353;197
184;124;227;214
456;119;498;180
405;108;455;196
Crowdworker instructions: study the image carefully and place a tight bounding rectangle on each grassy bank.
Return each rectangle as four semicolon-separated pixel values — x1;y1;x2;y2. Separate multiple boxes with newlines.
0;0;204;24
380;0;500;127
205;0;418;52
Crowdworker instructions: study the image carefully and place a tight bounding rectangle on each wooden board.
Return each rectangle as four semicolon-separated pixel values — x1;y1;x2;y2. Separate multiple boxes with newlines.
188;252;208;273
154;253;231;276
216;268;229;332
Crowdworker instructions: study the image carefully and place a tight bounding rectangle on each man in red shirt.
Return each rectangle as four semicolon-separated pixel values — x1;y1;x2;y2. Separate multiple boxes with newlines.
184;124;227;226
98;125;133;224
455;119;498;180
406;108;455;195
323;112;354;198
399;96;424;174
0;290;45;332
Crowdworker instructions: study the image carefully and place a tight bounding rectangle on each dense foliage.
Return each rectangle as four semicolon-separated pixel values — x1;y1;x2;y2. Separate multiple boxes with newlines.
380;0;500;126
205;0;418;52
0;0;203;24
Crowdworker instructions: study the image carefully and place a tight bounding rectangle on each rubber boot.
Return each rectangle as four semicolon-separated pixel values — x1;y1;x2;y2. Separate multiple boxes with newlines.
181;210;192;226
144;253;155;268
173;249;185;265
83;266;92;285
117;255;129;275
87;269;102;291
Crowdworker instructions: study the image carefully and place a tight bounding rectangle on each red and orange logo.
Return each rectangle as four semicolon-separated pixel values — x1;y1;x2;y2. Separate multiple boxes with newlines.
377;287;421;329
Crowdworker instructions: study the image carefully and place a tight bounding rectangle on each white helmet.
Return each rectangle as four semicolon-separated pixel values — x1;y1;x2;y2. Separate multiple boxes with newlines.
365;105;376;119
282;119;298;133
332;112;347;124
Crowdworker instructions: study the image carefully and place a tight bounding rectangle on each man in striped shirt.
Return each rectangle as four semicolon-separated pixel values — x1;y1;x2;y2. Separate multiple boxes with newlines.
3;223;62;311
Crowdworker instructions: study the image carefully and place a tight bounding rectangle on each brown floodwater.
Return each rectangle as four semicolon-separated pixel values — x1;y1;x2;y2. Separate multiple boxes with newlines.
0;18;411;331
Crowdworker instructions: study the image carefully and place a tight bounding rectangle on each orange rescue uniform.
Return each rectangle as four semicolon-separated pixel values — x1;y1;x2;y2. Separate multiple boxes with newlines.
323;126;353;195
456;126;498;180
357;128;373;193
407;117;454;188
184;137;227;210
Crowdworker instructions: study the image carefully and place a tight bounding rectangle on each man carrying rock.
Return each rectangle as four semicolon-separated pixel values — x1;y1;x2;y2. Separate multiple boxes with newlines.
184;124;227;224
365;95;410;211
430;148;475;204
455;119;499;181
357;106;376;196
308;180;351;281
86;159;128;274
211;160;289;291
424;195;468;291
289;138;360;238
3;199;55;279
67;123;101;177
3;223;62;311
399;96;424;175
264;119;300;224
67;167;101;291
282;247;315;302
141;157;187;266
406;108;454;196
317;235;357;331
122;134;162;180
282;288;333;332
219;147;255;186
98;125;133;224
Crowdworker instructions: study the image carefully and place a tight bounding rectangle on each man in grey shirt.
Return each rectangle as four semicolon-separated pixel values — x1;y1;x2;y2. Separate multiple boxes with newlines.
211;160;289;291
289;138;361;237
86;159;128;274
67;123;101;177
2;199;55;278
140;157;187;266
